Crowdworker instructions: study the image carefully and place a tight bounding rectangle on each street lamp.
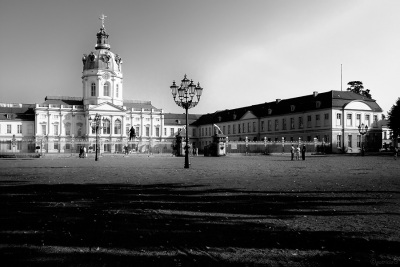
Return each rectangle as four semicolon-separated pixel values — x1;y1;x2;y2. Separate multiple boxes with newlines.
170;74;203;168
358;123;368;156
89;113;103;161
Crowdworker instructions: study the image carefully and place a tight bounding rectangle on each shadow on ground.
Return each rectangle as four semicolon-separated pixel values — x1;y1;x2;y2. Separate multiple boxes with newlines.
1;182;399;266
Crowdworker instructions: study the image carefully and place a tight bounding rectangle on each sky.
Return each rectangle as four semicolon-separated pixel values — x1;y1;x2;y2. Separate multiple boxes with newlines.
1;0;400;115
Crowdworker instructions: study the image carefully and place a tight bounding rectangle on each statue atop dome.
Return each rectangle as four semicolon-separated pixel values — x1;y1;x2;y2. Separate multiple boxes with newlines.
99;14;107;28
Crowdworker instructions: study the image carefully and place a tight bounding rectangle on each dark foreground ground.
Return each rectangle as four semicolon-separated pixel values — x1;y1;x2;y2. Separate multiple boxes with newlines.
0;154;399;266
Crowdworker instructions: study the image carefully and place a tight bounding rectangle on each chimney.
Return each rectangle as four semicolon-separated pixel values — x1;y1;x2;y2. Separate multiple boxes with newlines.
276;99;281;104
313;91;318;97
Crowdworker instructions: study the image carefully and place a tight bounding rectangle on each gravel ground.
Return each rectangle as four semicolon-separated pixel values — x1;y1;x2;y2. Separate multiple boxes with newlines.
1;154;399;266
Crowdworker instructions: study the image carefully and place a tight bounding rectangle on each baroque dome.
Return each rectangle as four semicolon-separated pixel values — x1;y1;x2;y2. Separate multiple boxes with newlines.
82;27;122;73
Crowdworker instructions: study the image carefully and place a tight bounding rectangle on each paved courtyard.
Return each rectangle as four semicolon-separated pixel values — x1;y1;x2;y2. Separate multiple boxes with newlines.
1;154;399;266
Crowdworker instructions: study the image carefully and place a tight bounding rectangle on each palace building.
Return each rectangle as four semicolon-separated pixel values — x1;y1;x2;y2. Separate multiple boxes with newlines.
192;90;385;153
0;17;387;154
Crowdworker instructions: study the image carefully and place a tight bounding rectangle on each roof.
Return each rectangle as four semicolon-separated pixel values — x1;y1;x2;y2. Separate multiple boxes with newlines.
192;90;383;126
123;100;158;110
0;103;35;121
164;113;202;126
43;96;83;106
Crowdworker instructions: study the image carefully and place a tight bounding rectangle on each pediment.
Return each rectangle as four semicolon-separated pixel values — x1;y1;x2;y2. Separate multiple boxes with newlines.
240;110;258;120
89;102;126;112
344;100;372;111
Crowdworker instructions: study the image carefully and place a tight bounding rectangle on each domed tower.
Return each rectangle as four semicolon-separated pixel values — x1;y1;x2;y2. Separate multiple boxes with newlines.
82;15;123;106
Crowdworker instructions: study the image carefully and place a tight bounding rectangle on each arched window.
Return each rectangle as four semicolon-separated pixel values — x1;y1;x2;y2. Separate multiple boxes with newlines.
116;84;119;98
102;119;110;134
91;83;96;96
104;82;110;96
114;119;121;134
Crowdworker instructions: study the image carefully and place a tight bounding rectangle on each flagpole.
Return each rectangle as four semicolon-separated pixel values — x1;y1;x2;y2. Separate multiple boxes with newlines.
341;64;343;91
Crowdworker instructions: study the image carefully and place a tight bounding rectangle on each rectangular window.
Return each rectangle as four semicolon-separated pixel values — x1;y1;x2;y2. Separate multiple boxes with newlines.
307;115;312;128
223;126;226;134
275;119;279;131
243;123;245;133
170;128;175;136
238;124;241;133
357;135;361;148
146;127;150;137
247;123;250;133
299;117;303;129
164;128;167;136
282;119;286;130
205;127;208;136
261;121;265;132
346;114;352;126
53;125;58;135
290;118;295;129
201;128;204;137
17;125;22;134
356;114;361;126
365;114;370;126
156;127;160;137
41;125;46;135
136;127;140;136
337;135;342;148
233;124;236;134
316;114;320;126
374;115;378;123
253;122;256;132
348;135;352;148
54;142;59;150
7;124;11;133
268;120;272;131
336;113;342;126
228;125;231;134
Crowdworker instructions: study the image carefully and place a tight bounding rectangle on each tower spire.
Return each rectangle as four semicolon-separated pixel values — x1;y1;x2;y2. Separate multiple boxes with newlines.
95;14;110;50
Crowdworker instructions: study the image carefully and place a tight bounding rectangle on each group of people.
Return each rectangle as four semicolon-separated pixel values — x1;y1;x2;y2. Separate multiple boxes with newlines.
291;144;306;160
79;146;87;158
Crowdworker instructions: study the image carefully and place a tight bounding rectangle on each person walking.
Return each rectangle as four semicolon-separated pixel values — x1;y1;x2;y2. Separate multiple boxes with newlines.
83;146;87;158
290;145;295;160
79;146;83;158
301;144;306;160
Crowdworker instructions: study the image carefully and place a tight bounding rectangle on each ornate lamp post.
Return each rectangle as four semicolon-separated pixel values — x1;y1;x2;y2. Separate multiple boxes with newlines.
170;74;203;168
89;113;103;161
358;123;368;156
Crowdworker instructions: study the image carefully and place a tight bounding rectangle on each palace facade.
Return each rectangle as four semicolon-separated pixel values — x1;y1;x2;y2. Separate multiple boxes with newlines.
0;18;387;154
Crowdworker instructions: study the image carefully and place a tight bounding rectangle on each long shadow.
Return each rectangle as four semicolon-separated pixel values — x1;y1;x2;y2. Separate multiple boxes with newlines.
1;182;399;266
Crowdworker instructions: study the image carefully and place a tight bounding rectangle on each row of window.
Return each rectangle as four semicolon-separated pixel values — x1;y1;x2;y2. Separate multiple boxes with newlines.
336;113;378;127
38;114;160;122
336;134;370;148
90;82;119;98
198;114;331;137
0;124;27;134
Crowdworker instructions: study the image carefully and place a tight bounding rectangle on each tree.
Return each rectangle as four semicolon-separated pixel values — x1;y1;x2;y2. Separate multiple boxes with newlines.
388;97;400;145
347;81;372;98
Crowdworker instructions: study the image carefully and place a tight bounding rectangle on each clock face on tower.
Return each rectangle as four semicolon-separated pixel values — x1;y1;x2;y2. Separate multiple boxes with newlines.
102;72;110;80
